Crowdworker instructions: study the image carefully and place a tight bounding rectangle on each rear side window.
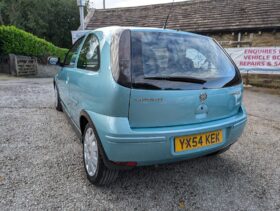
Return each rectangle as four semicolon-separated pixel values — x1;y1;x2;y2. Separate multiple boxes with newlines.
77;34;100;71
110;29;131;87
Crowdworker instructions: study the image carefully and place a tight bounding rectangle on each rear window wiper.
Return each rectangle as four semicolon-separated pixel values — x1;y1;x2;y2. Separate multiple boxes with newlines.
132;82;183;90
144;76;206;84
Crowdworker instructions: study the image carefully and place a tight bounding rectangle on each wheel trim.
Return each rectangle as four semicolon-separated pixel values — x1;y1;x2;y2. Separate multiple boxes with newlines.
84;128;98;176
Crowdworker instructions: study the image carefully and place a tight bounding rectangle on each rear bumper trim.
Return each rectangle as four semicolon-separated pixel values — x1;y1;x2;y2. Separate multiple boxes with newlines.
232;118;247;128
87;105;247;166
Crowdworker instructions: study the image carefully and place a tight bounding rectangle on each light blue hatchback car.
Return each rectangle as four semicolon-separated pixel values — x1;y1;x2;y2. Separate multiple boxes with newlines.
51;26;247;185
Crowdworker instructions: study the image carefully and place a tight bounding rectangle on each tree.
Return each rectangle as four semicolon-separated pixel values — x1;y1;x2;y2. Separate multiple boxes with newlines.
0;0;80;48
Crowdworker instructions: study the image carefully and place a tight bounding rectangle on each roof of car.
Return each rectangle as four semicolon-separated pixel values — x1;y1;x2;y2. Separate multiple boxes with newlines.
91;26;208;39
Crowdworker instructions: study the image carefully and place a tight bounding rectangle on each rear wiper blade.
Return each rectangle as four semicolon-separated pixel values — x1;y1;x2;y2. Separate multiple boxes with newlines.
144;76;206;84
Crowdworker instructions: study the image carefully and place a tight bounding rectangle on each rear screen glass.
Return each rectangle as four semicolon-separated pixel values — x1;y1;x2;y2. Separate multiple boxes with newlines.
130;31;241;90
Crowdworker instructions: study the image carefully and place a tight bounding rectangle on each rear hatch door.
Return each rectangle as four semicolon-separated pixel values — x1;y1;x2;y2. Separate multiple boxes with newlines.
128;30;242;128
128;87;242;128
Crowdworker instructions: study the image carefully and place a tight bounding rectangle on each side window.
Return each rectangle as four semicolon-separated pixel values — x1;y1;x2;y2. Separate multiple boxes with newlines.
64;37;84;67
77;34;100;71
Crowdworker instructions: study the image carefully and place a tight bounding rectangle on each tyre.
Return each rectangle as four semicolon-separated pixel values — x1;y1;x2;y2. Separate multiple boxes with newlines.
207;145;231;156
54;85;63;112
83;123;119;185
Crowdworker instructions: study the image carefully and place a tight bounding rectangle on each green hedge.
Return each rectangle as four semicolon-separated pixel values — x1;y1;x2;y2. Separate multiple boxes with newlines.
0;26;68;60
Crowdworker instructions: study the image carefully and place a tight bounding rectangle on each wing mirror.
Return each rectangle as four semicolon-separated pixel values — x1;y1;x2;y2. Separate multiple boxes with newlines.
48;57;63;66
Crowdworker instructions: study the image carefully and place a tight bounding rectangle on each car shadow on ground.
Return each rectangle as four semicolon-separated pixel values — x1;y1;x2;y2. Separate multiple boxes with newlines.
90;153;261;207
112;154;248;188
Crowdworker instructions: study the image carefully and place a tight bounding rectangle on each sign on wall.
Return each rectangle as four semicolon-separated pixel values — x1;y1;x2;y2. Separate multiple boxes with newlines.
226;47;280;72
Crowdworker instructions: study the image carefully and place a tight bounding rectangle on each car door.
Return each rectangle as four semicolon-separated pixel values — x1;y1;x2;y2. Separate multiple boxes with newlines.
56;37;84;112
67;32;101;125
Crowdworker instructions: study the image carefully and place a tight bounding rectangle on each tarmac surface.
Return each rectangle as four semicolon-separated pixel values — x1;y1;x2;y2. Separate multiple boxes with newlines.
0;78;279;210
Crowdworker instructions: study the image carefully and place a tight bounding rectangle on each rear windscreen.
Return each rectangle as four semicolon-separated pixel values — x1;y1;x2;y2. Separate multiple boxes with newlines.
131;31;241;90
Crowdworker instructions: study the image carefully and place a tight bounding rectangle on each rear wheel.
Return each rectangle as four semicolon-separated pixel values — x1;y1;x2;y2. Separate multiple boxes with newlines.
54;85;62;112
83;123;118;185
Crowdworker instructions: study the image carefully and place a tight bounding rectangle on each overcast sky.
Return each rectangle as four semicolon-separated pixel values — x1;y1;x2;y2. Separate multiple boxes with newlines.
89;0;188;9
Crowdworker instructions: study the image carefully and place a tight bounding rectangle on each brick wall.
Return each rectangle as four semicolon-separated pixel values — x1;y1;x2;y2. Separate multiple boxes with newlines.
209;31;280;89
251;32;280;47
210;31;280;48
241;73;280;89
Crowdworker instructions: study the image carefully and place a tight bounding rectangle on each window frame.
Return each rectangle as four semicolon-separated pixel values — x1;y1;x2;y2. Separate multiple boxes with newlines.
63;36;85;68
77;33;101;72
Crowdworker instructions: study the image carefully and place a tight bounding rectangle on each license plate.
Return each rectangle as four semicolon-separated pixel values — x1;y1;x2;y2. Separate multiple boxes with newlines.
174;130;223;152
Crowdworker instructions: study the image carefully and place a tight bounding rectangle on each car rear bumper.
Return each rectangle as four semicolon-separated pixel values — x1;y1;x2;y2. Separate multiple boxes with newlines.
88;105;247;166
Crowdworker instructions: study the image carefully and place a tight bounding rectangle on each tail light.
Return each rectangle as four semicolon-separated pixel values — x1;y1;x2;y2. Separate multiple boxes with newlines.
113;161;137;167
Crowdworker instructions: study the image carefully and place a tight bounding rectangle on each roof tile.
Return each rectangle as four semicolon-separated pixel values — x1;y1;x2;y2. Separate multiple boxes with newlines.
86;0;280;32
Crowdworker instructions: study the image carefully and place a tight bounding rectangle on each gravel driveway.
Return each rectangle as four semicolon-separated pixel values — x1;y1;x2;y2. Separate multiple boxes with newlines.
0;78;279;210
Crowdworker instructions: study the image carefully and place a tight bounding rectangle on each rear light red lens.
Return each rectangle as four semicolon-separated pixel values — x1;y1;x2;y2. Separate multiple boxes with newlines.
113;161;137;167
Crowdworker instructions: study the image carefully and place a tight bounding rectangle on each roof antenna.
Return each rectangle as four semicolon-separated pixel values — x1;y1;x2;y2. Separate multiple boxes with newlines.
163;0;175;29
